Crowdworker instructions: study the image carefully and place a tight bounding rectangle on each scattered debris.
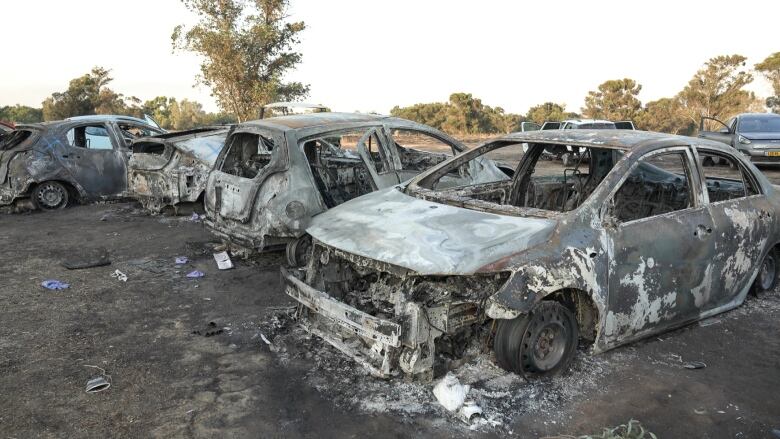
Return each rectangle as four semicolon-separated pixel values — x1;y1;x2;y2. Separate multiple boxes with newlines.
683;361;707;370
175;256;189;265
111;270;128;282
61;247;111;269
41;279;69;290
192;322;223;337
433;373;470;412
84;365;112;393
260;333;272;346
186;270;204;278
213;251;234;270
189;212;201;222
85;376;111;393
543;419;657;439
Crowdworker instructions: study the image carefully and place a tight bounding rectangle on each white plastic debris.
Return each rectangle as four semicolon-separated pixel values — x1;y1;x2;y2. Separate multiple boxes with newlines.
459;400;484;424
260;333;271;345
111;270;128;282
433;373;470;412
213;251;234;270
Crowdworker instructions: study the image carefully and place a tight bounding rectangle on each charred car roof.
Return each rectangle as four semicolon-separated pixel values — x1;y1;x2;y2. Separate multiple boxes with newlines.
237;112;414;131
488;129;731;151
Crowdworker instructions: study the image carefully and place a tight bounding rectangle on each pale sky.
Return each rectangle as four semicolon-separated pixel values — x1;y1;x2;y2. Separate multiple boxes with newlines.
0;0;776;115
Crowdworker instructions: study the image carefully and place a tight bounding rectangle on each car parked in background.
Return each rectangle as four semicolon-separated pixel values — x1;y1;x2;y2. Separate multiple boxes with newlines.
0;115;164;210
283;129;780;380
699;113;780;164
204;112;506;264
128;127;229;214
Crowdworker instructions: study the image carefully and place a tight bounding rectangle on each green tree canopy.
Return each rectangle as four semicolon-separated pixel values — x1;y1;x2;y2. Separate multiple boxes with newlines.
0;105;43;124
41;67;142;121
525;102;577;125
582;78;643;121
173;0;309;122
143;96;237;130
756;52;780;113
635;98;694;135
391;93;523;134
677;54;755;125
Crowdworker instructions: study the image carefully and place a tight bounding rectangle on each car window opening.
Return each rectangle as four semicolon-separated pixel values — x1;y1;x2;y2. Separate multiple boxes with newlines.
301;129;376;208
221;132;276;179
414;142;621;215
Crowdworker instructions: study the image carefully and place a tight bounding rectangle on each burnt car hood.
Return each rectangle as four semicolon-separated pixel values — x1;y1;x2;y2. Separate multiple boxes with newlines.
306;187;557;275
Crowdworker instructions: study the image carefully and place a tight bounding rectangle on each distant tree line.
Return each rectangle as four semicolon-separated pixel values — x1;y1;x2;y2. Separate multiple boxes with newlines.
391;53;780;136
0;67;236;130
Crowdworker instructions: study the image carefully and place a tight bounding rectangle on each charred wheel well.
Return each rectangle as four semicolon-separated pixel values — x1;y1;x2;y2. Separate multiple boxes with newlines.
541;288;599;344
31;179;80;200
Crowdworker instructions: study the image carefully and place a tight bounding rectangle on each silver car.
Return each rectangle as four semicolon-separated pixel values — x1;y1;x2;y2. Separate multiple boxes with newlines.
699;113;780;164
283;129;780;380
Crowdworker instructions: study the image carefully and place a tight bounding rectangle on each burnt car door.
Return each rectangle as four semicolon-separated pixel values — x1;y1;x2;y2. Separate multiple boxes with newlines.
208;127;287;222
356;127;401;188
694;147;771;308
602;147;716;343
698;117;734;146
61;122;127;196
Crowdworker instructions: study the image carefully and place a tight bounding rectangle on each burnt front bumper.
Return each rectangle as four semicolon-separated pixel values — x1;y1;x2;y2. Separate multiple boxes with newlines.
281;267;402;377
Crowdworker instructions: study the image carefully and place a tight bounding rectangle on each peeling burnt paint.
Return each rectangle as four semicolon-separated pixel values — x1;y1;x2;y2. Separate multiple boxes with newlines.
284;129;780;378
0;115;164;209
203;113;504;254
127;127;228;214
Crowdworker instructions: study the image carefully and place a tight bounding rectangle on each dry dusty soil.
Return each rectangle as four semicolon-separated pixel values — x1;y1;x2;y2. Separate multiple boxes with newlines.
2;163;780;438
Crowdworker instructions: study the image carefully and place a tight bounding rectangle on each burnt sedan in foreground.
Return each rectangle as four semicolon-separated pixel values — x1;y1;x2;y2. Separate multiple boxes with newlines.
204;112;505;263
283;129;780;380
0;115;164;209
128;127;229;213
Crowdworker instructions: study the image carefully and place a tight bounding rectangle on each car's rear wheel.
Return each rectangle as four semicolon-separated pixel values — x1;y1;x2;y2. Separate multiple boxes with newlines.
33;181;69;210
752;248;779;295
494;301;578;378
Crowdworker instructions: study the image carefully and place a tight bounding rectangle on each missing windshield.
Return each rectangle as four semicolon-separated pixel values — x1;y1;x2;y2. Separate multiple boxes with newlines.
413;142;621;215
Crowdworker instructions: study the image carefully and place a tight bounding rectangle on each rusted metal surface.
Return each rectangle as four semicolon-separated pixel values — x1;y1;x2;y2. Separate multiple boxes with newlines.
284;129;780;379
0;115;164;210
127;127;228;213
203;112;505;252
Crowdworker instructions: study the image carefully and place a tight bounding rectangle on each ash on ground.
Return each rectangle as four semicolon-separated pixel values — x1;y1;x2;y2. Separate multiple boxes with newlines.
253;309;635;433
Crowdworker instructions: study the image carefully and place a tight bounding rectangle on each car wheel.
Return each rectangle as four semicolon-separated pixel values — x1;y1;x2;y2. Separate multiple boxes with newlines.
494;301;578;378
286;235;312;267
752;248;779;296
33;181;69;210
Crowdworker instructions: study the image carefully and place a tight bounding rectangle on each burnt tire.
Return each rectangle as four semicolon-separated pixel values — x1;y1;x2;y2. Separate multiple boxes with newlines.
494;301;578;379
751;248;779;296
33;181;69;210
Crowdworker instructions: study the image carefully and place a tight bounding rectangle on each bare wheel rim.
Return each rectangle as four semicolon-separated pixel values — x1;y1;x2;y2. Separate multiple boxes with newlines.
36;182;66;208
531;321;567;371
759;255;776;291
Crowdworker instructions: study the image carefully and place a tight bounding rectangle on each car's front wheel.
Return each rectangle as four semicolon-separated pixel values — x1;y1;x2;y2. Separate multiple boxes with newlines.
752;248;779;296
494;301;578;378
33;181;69;210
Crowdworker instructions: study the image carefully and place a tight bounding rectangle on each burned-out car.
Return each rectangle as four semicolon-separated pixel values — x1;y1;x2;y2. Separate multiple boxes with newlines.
204;112;505;263
0;115;164;209
283;129;780;380
128;127;229;213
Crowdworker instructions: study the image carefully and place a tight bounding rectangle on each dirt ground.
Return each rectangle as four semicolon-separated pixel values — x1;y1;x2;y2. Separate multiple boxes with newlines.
2;161;780;438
